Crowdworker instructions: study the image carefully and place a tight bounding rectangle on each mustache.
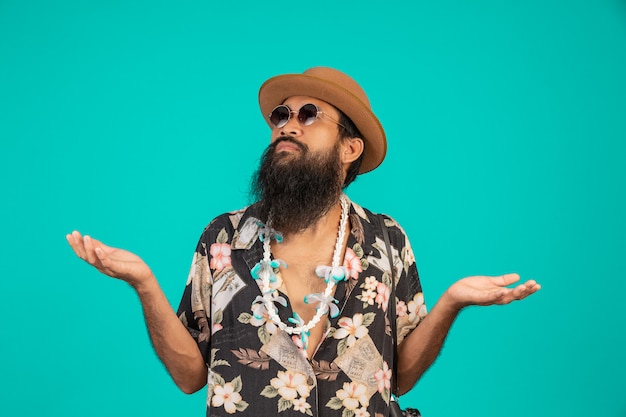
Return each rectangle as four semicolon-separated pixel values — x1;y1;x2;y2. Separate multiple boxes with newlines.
271;136;309;153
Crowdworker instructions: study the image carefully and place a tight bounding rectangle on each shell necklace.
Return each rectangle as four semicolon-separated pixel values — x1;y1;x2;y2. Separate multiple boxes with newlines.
251;194;350;351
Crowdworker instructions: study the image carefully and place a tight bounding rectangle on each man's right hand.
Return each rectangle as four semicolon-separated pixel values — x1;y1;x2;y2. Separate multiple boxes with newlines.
66;230;153;289
66;230;208;393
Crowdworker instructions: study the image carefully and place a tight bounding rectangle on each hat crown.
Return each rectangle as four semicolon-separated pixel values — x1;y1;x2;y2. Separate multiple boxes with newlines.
302;67;371;108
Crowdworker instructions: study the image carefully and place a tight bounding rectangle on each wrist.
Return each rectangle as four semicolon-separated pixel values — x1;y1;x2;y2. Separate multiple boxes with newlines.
440;288;466;314
130;273;158;295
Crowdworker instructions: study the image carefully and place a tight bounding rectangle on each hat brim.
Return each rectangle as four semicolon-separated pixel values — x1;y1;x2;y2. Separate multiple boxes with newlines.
259;73;386;174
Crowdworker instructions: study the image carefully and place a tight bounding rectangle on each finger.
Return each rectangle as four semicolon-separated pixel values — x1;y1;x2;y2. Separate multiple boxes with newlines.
94;247;112;273
83;235;99;265
93;247;123;279
95;246;112;267
511;281;541;300
67;230;87;260
479;288;508;305
65;233;76;253
511;284;529;299
524;282;541;295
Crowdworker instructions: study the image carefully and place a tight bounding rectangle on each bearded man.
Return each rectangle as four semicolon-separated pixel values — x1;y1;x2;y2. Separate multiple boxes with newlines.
67;67;540;417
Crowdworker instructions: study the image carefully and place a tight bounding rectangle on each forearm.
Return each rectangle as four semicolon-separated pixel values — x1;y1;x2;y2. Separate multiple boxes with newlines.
396;273;541;394
396;292;460;394
66;232;208;392
134;276;208;394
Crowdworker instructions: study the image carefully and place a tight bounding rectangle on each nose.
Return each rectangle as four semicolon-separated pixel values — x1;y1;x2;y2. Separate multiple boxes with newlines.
278;113;303;137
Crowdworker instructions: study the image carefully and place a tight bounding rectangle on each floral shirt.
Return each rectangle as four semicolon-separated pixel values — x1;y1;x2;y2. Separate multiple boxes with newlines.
177;198;427;417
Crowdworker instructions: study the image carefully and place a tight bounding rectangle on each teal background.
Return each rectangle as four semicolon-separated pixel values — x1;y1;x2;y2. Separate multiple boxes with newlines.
1;1;625;416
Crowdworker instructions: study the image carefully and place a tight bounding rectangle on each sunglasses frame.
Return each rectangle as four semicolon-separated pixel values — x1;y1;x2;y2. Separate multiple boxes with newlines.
268;103;347;130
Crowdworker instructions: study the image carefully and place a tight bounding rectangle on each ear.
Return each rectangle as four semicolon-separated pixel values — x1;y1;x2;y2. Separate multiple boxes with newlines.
341;137;364;165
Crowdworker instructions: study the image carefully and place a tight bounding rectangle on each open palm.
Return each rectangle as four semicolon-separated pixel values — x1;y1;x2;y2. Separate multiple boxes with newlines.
446;273;541;309
66;231;153;287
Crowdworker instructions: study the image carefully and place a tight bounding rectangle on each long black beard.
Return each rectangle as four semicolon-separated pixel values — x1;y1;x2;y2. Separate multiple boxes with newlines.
250;136;344;235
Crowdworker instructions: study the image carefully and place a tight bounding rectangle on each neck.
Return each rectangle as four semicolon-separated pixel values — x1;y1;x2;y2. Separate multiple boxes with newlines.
279;195;344;244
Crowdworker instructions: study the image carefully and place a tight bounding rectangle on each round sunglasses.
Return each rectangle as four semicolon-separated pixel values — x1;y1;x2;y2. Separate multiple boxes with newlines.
268;103;346;129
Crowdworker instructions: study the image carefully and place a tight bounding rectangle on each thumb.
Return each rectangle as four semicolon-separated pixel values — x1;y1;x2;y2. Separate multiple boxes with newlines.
496;273;520;287
93;246;124;279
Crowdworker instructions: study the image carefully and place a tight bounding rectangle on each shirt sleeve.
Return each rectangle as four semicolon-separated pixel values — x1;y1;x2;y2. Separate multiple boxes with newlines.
387;217;428;345
176;229;213;364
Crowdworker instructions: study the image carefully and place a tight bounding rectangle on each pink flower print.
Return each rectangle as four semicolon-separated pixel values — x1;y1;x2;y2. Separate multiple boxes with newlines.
212;323;223;335
360;288;376;306
375;282;390;312
291;335;308;359
396;300;408;317
374;361;392;393
364;276;378;291
343;248;363;280
333;314;369;347
212;382;243;414
336;381;370;410
292;397;312;414
407;292;427;324
270;370;311;401
354;408;371;417
210;243;231;271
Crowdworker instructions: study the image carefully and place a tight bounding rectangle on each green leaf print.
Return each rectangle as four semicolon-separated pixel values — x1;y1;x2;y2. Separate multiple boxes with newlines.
401;247;409;262
362;312;376;327
211;349;230;368
235;400;249;412
360;258;369;270
237;312;252;324
260;385;278;398
258;325;271;344
213;358;230;368
232;375;242;392
381;388;390;403
337;338;348;357
353;243;364;258
211;347;230;367
216;228;229;244
381;271;391;288
213;373;225;387
213;309;223;325
326;396;343;410
342;409;355;417
277;397;292;412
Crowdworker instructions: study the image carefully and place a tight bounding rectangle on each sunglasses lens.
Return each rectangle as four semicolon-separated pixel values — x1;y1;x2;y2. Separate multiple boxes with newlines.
298;104;319;126
269;106;290;128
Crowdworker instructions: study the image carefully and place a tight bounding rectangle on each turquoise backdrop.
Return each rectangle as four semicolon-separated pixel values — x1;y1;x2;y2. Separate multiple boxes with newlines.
1;1;625;416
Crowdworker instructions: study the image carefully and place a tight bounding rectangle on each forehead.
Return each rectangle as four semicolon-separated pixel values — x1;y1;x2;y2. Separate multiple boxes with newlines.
282;96;340;116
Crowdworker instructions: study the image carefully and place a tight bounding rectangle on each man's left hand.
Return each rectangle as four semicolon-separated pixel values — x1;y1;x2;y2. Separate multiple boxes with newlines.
443;273;541;311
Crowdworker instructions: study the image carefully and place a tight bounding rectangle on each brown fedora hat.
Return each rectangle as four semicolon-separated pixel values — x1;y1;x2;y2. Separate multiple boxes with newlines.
258;67;386;174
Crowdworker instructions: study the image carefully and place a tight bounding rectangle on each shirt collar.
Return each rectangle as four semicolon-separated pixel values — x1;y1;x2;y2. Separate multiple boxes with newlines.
230;197;376;254
231;204;264;250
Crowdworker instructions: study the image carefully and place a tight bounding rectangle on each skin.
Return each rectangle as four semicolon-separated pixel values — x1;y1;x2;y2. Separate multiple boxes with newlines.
66;231;208;393
66;95;540;396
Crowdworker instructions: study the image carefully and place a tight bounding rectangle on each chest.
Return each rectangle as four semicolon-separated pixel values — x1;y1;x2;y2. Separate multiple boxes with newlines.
270;240;344;355
272;236;345;299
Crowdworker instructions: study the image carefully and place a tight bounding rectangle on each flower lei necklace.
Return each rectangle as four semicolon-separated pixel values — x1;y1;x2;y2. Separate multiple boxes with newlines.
251;194;350;351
